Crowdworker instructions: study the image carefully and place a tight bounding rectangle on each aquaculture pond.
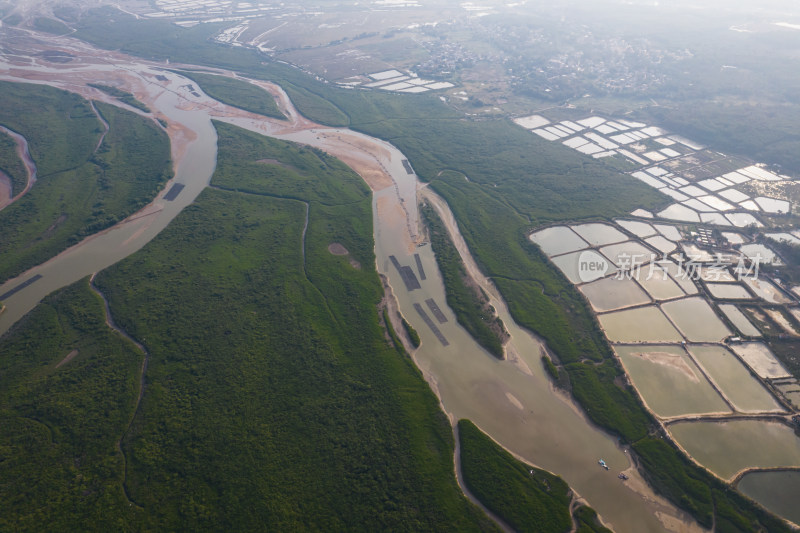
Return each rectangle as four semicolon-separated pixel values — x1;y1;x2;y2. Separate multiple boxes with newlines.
687;345;783;413
737;470;800;527
529;225;588;256
598;306;683;343
615;345;729;418
669;420;800;480
579;276;650;312
661;297;731;342
730;342;791;379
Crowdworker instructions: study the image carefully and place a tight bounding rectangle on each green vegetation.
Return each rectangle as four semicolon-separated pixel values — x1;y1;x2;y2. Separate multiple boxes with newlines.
0;83;171;283
0;81;99;177
542;355;559;381
0;129;26;197
632;437;789;532
78;123;496;530
382;307;406;355
459;419;609;533
641;104;800;175
32;17;71;34
89;83;151;113
174;70;284;119
210;121;366;206
0;279;143;531
402;316;421;348
573;507;613;533
422;201;506;358
66;10;795;529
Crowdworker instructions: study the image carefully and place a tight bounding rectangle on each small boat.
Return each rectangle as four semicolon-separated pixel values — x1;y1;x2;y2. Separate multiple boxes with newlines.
598;459;609;470
618;473;629;481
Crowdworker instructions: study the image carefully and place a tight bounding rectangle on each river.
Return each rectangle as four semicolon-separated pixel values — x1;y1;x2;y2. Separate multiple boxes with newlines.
0;29;701;532
0;123;37;208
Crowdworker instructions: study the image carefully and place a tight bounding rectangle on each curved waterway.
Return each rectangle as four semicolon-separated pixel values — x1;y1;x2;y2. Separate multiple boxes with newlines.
0;124;37;208
0;32;700;532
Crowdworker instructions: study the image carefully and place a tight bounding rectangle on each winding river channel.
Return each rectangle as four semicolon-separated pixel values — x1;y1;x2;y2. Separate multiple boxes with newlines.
0;28;706;532
0;123;37;208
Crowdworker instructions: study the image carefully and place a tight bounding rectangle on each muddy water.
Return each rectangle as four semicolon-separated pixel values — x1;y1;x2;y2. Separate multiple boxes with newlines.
661;297;731;342
0;70;220;332
0;124;37;204
738;470;800;527
369;188;698;533
219;117;702;531
0;41;700;532
718;304;761;337
615;345;730;418
580;276;651;312
598;305;683;343
669;420;800;480
686;345;783;413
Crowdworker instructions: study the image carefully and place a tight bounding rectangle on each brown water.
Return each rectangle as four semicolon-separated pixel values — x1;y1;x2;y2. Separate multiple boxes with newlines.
669;420;800;481
636;268;686;301
661;297;731;342
598;305;683;343
687;345;783;413
0;124;37;204
580;276;651;312
718;304;761;337
0;70;220;333
615;345;729;418
0;33;702;532
221;115;700;532
529;225;589;256
737;470;800;527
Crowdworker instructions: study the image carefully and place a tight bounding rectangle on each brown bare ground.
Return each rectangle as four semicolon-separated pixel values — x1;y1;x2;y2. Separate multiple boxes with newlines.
256;158;293;170
327;242;360;268
328;242;349;255
56;349;78;368
634;351;700;382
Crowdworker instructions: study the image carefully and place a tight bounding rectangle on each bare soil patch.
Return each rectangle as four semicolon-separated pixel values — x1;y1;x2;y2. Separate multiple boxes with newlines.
328;242;349;255
56;349;79;368
41;213;68;239
256;158;295;171
328;242;361;269
635;351;699;382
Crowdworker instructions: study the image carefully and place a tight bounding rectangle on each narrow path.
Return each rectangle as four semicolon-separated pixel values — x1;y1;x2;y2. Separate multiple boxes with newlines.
662;412;794;425
206;185;311;275
89;100;110;154
729;465;800;485
568;494;589;533
301;200;309;276
88;272;148;508
206;186;337;326
452;424;515;533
